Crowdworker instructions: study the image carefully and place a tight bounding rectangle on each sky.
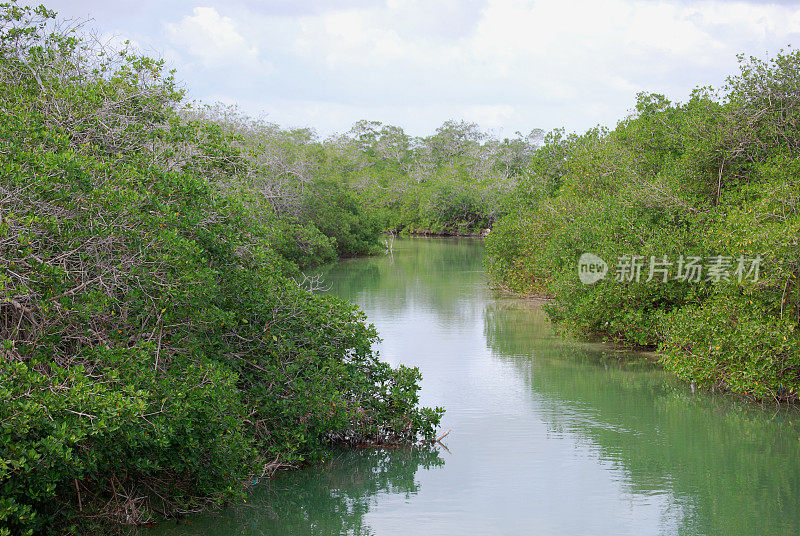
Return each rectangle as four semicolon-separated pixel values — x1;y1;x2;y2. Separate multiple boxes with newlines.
25;0;800;138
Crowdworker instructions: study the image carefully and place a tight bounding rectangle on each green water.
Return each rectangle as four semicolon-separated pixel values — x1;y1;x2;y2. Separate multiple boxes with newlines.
153;237;800;535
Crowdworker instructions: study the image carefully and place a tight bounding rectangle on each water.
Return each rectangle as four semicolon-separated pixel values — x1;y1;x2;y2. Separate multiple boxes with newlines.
153;237;800;535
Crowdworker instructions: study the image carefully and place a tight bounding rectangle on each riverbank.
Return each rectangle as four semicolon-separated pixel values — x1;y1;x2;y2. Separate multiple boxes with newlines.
391;228;491;238
144;236;800;536
485;51;800;402
0;7;440;534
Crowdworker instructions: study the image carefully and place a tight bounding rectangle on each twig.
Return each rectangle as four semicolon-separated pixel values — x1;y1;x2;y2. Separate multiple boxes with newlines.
74;478;83;512
154;326;162;371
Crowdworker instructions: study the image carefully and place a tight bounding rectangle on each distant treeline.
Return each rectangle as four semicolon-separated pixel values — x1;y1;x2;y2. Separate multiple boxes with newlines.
208;116;539;238
324;119;538;235
485;50;800;403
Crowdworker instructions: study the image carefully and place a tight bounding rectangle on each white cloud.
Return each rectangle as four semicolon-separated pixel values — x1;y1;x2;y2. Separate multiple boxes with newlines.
164;7;269;70
461;104;517;129
44;0;800;136
281;0;800;134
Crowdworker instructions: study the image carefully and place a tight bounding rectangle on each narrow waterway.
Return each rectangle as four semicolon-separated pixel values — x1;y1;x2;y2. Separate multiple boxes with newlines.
156;237;800;535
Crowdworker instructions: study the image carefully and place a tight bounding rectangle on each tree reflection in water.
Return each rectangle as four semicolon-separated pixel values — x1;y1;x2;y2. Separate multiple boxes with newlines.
149;446;443;536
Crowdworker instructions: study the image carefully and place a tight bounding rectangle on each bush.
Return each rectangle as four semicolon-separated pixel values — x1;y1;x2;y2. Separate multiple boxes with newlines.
0;4;441;533
486;50;800;400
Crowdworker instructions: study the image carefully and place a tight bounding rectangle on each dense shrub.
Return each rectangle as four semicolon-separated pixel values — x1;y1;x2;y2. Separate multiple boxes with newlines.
303;180;384;257
0;4;440;534
320;120;533;235
486;51;800;401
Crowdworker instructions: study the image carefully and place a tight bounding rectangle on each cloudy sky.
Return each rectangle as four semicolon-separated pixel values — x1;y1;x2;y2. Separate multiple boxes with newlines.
27;0;800;137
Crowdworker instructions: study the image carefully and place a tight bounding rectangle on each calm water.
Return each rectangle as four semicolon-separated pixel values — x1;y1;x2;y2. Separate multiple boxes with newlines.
154;237;800;535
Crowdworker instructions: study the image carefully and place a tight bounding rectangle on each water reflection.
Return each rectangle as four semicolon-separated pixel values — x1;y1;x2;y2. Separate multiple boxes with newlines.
323;237;486;327
485;299;800;535
149;237;800;536
151;447;442;536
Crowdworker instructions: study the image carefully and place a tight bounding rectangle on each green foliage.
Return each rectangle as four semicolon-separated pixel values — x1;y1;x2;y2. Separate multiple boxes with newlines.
321;119;536;235
487;49;800;401
417;181;490;235
303;180;383;257
0;3;440;534
661;291;799;399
